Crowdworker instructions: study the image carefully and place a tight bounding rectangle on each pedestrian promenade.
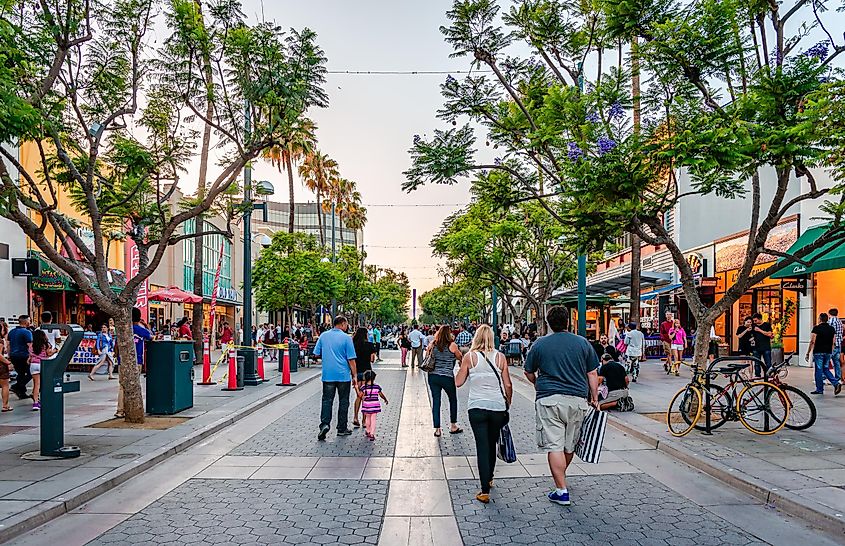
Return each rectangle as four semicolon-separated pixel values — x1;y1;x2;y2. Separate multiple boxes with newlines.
608;360;845;536
10;351;838;546
0;351;320;543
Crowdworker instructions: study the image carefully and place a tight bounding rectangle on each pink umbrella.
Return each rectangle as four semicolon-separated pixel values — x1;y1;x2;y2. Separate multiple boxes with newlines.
148;286;203;304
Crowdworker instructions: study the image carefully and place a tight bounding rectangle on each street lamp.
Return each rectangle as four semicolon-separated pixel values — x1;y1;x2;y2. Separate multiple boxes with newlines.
241;178;274;387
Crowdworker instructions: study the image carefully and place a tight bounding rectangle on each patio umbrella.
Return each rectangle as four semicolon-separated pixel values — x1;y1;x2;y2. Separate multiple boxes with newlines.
148;286;203;304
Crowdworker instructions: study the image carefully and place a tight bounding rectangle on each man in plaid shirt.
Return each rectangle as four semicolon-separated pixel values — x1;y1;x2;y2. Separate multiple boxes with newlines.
829;308;843;382
455;324;472;355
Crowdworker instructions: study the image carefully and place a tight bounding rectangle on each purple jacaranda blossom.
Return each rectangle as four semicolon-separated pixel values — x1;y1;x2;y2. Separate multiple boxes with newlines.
597;136;617;155
567;142;584;161
413;135;421;145
805;41;829;60
586;112;600;123
608;102;624;121
494;157;502;165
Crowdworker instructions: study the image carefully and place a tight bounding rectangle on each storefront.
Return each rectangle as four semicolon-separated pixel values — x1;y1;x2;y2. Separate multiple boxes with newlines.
28;250;75;323
714;219;799;354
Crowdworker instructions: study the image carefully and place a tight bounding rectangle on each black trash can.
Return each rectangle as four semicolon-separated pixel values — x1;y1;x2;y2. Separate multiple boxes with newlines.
289;342;300;373
146;341;194;415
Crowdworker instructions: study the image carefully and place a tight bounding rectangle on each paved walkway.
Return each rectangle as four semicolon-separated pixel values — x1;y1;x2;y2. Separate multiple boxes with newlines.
8;352;838;545
608;359;845;536
0;349;319;542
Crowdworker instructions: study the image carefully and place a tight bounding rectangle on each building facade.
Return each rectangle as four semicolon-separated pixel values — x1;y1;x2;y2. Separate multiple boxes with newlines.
0;144;29;324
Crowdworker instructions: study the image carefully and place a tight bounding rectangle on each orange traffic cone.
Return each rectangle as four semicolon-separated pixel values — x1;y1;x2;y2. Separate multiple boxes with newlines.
222;346;242;391
276;349;296;387
256;344;266;382
198;338;214;385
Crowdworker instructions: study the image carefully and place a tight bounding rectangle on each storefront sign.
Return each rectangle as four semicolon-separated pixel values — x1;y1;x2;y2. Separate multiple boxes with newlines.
781;277;808;294
715;219;798;272
727;262;777;287
685;253;704;276
28;252;73;291
124;225;148;322
71;331;99;366
215;286;239;302
699;277;718;287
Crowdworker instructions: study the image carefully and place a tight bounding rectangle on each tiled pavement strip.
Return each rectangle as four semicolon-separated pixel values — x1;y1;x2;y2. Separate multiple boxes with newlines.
8;352;841;545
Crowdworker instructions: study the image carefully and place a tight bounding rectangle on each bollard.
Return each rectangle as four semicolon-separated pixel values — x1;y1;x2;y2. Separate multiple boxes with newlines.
256;344;266;382
197;338;214;385
276;349;297;386
222;347;243;391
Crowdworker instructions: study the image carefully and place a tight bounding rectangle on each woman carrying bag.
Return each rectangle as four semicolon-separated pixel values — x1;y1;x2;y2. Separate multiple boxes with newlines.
425;325;464;437
456;324;512;504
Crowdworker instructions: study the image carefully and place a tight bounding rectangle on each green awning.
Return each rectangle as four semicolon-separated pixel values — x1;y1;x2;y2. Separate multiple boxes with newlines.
28;250;74;291
772;224;845;278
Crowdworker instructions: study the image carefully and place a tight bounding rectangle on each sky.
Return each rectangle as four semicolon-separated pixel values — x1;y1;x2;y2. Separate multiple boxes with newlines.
238;0;479;298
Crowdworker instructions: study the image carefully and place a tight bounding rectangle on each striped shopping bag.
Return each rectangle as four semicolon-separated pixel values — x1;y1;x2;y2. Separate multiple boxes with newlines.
575;408;608;463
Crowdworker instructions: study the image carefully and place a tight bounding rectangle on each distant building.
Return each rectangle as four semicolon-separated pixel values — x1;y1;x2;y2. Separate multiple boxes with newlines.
255;201;364;250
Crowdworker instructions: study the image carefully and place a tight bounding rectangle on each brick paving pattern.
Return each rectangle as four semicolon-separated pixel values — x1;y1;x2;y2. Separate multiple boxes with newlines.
448;474;765;546
87;479;388;545
433;378;540;456
232;370;406;457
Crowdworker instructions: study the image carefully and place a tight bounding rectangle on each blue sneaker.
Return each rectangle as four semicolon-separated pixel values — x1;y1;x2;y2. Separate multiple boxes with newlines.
548;490;570;506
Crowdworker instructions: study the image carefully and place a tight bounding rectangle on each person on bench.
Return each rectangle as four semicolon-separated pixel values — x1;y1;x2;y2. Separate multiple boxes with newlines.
598;353;632;411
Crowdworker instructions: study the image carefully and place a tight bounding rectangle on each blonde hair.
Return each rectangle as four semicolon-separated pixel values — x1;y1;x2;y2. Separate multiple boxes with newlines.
470;324;495;353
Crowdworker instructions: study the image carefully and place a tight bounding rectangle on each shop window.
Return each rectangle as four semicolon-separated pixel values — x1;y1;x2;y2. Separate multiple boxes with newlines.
0;242;8;260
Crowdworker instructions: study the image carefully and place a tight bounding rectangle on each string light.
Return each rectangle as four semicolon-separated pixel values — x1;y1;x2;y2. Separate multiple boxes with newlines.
327;70;492;75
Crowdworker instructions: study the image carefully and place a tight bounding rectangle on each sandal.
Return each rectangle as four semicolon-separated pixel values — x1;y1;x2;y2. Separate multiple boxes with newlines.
88;375;95;381
434;429;442;437
449;427;463;434
352;420;361;428
2;407;12;412
114;412;125;418
108;376;117;380
475;492;490;504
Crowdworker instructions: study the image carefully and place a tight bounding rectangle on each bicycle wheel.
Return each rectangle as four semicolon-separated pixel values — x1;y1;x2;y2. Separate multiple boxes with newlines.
737;381;789;435
692;383;731;431
777;384;817;431
667;385;703;437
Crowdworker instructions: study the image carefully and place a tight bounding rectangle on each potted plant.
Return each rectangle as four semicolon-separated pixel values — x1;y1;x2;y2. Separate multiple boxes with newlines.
772;299;796;365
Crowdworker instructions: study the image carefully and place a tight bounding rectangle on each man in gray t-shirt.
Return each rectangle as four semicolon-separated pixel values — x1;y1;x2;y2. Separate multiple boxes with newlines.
524;307;599;507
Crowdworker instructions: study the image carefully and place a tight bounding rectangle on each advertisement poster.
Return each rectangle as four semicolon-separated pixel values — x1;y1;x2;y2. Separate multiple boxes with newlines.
124;226;148;322
70;331;99;368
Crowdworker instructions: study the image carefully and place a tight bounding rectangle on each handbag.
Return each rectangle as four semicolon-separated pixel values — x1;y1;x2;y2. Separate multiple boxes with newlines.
615;338;627;354
480;352;517;464
575;407;608;464
420;351;436;372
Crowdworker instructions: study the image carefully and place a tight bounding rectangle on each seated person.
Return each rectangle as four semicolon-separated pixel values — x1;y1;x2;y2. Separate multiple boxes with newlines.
598;353;632;411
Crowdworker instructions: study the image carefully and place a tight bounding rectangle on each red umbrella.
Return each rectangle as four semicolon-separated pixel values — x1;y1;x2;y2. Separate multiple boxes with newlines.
148;286;203;304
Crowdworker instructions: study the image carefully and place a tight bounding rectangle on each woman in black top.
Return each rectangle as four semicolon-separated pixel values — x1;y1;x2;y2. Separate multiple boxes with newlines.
736;317;755;355
426;325;464;437
352;327;376;428
399;331;412;368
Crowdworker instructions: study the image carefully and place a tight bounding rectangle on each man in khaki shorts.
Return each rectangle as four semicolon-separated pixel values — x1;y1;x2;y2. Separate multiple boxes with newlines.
525;307;599;506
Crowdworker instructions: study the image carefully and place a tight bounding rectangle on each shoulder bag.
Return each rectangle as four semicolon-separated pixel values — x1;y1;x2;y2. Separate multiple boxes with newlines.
481;352;517;464
421;349;436;373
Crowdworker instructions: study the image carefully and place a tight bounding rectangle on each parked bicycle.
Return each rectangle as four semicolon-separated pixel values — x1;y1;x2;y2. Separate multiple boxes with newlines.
666;356;791;437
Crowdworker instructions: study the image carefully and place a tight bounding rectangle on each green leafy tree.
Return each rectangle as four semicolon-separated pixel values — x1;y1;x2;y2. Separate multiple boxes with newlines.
405;0;845;365
419;279;488;324
0;0;328;421
253;232;341;324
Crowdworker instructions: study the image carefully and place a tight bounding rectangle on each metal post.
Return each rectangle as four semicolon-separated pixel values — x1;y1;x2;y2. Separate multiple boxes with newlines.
331;202;337;319
240;101;259;386
492;285;499;350
577;254;587;337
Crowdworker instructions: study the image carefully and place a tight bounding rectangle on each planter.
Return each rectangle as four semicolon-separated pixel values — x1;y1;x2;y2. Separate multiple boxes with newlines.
771;347;785;365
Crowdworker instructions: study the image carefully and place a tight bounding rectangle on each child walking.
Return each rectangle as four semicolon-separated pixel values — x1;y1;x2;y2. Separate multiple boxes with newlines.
360;370;388;440
30;330;55;411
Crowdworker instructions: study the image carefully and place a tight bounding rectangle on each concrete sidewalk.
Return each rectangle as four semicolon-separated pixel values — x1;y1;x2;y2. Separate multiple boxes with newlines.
610;359;845;537
0;350;320;543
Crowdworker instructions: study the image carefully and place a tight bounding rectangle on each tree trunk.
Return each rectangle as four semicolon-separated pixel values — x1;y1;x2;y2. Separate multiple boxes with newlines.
316;190;324;246
286;154;296;233
114;308;144;423
692;312;714;368
629;234;642;324
339;213;345;246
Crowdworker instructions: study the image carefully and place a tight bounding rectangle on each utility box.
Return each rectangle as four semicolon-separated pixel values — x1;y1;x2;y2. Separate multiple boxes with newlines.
289;341;300;372
146;341;194;415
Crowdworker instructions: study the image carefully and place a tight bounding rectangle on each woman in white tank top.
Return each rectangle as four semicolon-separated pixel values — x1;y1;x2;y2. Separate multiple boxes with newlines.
455;324;512;504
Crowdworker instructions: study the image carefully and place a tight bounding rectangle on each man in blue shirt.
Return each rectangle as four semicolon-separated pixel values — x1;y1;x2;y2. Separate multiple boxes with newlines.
313;315;358;440
8;315;33;399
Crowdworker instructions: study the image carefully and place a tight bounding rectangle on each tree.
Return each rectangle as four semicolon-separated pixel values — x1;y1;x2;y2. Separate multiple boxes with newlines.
299;150;338;245
0;0;328;422
263;116;316;233
420;279;488;324
432;198;577;334
252;232;341;324
405;0;845;366
325;177;357;245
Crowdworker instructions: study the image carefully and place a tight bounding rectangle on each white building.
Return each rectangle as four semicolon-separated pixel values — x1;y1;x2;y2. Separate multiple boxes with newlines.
0;144;31;323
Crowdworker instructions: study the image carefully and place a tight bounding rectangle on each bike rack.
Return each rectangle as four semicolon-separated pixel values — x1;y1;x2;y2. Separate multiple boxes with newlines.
700;355;767;435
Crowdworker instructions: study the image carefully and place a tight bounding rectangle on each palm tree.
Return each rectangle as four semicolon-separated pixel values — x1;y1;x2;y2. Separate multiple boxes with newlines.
263;117;316;232
299;151;338;246
343;194;367;249
327;178;355;245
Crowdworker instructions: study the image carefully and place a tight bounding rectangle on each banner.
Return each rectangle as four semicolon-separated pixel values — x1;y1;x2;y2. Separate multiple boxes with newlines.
124;224;148;322
210;240;224;336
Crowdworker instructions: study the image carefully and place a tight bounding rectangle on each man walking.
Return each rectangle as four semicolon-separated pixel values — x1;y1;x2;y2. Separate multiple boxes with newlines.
8;315;33;399
807;312;842;395
524;307;599;507
828;308;842;382
408;324;425;368
751;313;773;376
373;325;382;361
455;323;472;356
313;316;358;440
659;311;674;372
623;322;645;382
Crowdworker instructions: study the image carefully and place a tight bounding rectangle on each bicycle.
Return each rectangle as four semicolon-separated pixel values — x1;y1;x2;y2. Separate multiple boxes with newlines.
766;355;816;430
666;356;791;437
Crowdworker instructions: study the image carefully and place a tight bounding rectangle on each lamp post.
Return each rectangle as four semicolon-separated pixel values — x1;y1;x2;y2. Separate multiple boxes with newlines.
240;172;274;387
330;202;337;319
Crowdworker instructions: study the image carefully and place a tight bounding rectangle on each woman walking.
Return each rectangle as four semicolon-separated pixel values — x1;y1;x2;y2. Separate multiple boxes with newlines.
426;325;464;437
352;327;376;428
455;324;512;504
668;319;687;376
399;330;411;368
89;324;115;380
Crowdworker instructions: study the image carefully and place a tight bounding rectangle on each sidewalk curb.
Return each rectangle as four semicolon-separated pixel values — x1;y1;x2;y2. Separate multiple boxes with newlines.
608;415;845;539
0;372;321;544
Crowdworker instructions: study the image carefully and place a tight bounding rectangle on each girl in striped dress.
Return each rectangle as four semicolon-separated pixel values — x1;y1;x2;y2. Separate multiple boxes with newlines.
360;370;389;440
